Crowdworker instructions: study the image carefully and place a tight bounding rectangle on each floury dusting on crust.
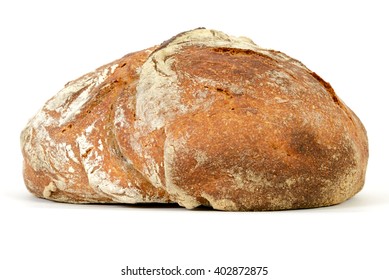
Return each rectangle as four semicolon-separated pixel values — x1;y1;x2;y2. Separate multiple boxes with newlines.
21;63;118;162
76;124;142;203
46;64;119;126
21;62;122;201
135;29;264;133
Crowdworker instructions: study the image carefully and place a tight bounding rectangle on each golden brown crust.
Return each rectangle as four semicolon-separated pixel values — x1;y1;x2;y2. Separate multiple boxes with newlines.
20;29;368;210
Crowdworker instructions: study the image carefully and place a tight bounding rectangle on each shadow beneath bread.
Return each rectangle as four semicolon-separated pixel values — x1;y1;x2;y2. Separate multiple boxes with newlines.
119;203;213;211
15;192;214;211
11;188;388;212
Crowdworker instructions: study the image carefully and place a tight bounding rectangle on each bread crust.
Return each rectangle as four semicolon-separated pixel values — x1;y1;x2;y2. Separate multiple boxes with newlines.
21;29;368;210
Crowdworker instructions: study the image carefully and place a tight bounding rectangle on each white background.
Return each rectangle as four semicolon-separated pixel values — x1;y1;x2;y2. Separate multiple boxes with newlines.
1;0;388;279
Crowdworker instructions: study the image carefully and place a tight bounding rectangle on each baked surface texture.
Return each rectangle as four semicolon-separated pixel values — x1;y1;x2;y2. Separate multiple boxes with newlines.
21;28;368;210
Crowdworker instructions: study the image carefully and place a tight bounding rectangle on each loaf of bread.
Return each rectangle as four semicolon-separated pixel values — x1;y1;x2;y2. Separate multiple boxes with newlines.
20;28;368;210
